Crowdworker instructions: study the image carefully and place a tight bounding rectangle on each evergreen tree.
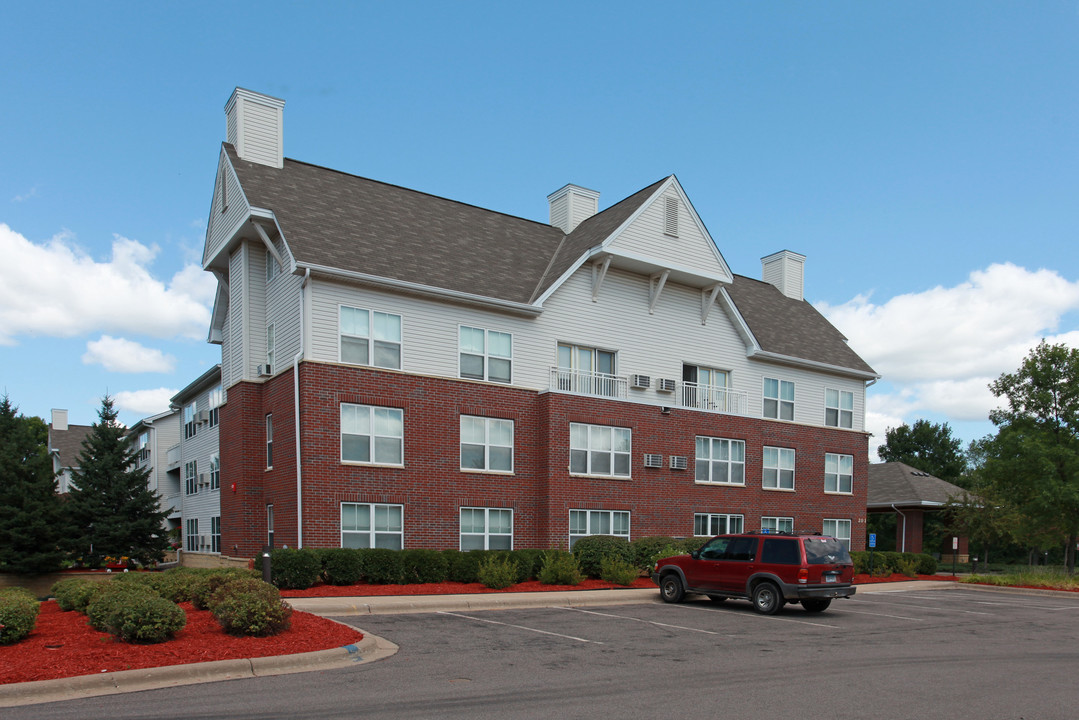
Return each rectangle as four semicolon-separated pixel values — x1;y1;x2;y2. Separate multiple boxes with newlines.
0;395;68;574
877;419;967;484
64;395;170;567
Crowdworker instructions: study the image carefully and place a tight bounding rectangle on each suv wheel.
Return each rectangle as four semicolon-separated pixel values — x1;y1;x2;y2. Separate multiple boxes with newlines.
801;598;831;613
751;582;782;615
659;574;685;603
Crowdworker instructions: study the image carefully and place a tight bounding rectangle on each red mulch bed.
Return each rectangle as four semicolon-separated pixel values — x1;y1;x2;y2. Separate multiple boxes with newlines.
0;602;363;685
279;576;656;597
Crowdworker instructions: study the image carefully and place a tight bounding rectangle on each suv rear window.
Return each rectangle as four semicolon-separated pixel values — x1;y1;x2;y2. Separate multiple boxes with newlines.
761;538;800;564
803;537;852;565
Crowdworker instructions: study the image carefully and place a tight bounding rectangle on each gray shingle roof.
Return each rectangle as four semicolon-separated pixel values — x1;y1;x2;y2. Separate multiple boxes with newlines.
49;424;93;470
867;462;969;507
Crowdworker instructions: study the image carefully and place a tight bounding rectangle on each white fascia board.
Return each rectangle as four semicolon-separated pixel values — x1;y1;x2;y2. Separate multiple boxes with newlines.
202;154;255;270
747;348;881;381
867;501;947;509
603;247;731;286
298;262;544;317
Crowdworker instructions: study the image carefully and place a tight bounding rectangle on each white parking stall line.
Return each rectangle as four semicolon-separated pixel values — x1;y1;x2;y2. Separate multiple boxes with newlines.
668;603;840;629
850;598;993;616
833;608;923;621
437;611;604;644
557;607;726;635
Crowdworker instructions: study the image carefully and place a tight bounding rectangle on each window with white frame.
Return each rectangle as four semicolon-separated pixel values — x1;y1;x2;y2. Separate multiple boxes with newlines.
184;401;197;439
341;404;404;465
184;460;198;495
825;388;854;429
186;518;199;552
695;437;745;484
763;378;794;421
569;509;629;548
825;453;853;494
761;516;794;534
341;502;403;549
339;306;402;369
460;507;513;550
763;446;795;490
459;326;512;383
211;516;221;553
694;513;744;536
209;453;221;490
556;343;617;396
266;323;275;370
265;414;273;469
682;364;730;410
266;249;279;282
208;384;223;428
460;416;513;472
823;519;852;550
570;423;631;477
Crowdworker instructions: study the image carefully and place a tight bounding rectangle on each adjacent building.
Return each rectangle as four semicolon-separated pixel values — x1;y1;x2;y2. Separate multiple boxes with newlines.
169;365;224;555
127;408;182;530
47;409;93;494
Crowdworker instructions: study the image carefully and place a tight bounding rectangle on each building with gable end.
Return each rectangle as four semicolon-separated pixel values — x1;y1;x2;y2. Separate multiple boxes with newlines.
203;88;879;559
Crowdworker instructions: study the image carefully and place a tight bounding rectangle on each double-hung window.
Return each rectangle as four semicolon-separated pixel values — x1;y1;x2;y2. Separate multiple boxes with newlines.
695;437;745;484
341;502;403;549
460;507;513;550
211;516;221;553
570;423;631;477
694;513;744;536
460;416;513;472
459;326;512;383
825;389;854;429
208;384;223;428
569;509;629;548
823;519;852;551
340;306;402;369
186;518;199;552
825;453;853;494
265;414;273;469
763;378;794;421
761;516;794;534
341;404;404;465
184;402;197;439
763;446;795;490
266;323;275;371
184;460;198;495
209;453;221;490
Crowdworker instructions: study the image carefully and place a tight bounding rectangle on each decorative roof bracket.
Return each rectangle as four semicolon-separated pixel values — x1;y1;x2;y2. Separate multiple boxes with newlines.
701;283;722;324
591;257;611;302
649;270;670;315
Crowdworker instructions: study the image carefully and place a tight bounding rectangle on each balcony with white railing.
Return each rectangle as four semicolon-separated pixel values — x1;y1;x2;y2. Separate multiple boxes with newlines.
166;443;181;470
549;367;629;399
679;382;750;416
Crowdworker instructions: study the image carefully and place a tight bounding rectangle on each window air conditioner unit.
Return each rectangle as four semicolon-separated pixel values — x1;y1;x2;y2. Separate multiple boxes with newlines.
643;453;663;468
198;472;210;485
196;409;209;424
199;535;210;546
257;364;272;377
656;378;677;393
669;455;688;470
630;374;651;390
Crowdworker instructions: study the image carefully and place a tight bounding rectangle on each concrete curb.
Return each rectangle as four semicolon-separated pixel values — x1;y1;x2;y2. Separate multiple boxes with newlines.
288;587;662;615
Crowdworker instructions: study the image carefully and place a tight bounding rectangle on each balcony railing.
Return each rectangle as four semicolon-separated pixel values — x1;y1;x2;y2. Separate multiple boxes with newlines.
166;443;181;470
680;382;749;416
549;367;628;399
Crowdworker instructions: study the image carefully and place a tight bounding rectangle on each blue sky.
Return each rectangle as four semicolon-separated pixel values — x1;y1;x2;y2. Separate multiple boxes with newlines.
2;1;1077;458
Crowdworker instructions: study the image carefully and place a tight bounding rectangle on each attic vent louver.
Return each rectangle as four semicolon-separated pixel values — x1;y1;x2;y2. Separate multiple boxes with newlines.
664;196;678;236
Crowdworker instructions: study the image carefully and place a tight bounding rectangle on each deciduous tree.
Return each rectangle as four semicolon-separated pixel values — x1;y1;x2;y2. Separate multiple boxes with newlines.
877;419;967;483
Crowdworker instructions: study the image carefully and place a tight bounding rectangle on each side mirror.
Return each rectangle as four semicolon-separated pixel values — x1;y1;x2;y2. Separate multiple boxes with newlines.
690;550;700;560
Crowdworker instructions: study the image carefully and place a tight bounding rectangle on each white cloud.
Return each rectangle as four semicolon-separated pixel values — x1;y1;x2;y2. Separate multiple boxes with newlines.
12;186;39;203
113;388;177;416
82;335;176;373
0;224;217;345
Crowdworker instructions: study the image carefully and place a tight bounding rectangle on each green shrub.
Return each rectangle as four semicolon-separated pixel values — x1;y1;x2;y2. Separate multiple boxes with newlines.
646;544;688;570
912;553;938;575
630;536;679;570
510;549;546;582
211;577;292;637
400;549;449;583
270;548;322;589
86;582;159;631
537;550;583;586
0;588;40;645
50;578;97;612
477;555;519;589
443;550;485;583
322;549;366;586
191;569;255;610
599;556;639;586
572;535;635;578
360;548;405;585
895;556;919;578
106;594;186;643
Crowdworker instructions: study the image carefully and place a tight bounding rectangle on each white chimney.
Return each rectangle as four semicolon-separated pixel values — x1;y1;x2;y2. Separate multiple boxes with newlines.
761;250;806;301
225;88;285;169
547;184;600;233
51;409;68;431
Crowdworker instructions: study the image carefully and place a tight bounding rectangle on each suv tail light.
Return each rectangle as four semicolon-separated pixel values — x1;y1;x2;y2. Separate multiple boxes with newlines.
797;568;809;584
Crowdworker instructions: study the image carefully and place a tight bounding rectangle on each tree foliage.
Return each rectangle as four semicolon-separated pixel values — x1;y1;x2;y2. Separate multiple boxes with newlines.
877;419;967;483
0;395;68;574
64;395;170;567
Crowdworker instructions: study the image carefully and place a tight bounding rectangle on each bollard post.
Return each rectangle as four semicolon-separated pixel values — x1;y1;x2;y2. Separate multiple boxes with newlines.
261;548;272;583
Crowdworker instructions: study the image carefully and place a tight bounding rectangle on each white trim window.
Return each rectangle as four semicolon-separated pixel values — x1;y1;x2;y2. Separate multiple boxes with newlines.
265;414;273;469
569;509;629;548
209;453;221;491
341;404;404;465
208;384;223;428
694;513;744;536
339;306;402;369
341;502;403;549
763;446;795;490
556;343;618;396
695;437;745;484
211;516;221;553
266;323;275;370
460;507;513;550
185;518;199;552
570;423;631;477
459;326;512;383
823;518;852;551
183;401;197;439
460;416;513;473
184;460;198;496
825;389;854;429
266;249;279;283
763;378;794;421
761;516;794;534
825;453;853;494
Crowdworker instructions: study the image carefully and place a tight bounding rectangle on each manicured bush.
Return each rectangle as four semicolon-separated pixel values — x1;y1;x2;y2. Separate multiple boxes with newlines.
895;555;919;578
147;568;202;603
599;556;639;586
0;587;40;645
679;537;704;554
443;550;484;583
400;549;449;583
271;548;322;589
510;549;546;582
50;577;97;612
322;549;366;586
477;555;519;589
191;569;255;610
912;553;938;575
572;535;635;578
537;550;583;586
86;582;159;630
631;536;680;570
362;548;405;585
210;577;292;637
106;594;186;643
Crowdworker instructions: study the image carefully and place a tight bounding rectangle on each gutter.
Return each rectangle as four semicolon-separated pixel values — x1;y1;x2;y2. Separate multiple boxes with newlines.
892;504;907;553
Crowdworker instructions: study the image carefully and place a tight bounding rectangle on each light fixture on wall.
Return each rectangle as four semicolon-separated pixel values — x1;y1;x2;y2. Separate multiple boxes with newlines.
660;406;672;415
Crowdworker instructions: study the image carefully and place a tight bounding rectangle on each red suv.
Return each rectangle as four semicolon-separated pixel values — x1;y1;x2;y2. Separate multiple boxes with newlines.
651;532;855;614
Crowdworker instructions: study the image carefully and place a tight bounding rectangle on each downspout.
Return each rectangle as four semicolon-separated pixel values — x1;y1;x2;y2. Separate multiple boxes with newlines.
891;504;907;553
294;268;310;548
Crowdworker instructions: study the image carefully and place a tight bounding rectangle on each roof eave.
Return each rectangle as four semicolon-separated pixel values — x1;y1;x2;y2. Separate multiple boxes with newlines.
747;348;881;381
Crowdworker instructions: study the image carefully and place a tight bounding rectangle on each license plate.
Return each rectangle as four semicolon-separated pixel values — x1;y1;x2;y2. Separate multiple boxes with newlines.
824;575;836;583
